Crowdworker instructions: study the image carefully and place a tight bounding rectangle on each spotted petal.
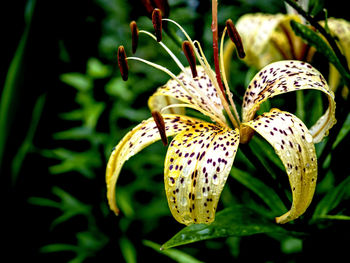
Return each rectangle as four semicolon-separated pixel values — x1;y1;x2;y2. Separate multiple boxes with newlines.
164;123;239;225
225;14;302;69
243;109;317;223
148;66;225;122
242;60;336;143
321;18;350;92
106;114;206;215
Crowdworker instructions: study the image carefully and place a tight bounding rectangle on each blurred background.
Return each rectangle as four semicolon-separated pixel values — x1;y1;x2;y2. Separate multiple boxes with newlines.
2;0;350;262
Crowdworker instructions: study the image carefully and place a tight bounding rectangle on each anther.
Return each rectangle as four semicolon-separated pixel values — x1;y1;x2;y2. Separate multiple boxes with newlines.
151;111;168;146
182;40;198;78
141;0;169;18
152;8;162;42
226;19;245;59
130;21;139;54
117;46;128;81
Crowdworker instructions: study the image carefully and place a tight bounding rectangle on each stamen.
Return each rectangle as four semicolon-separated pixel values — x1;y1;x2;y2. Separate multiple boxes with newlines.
161;18;239;128
182;40;198;78
130;21;139;54
160;103;227;127
117;46;128;81
152;8;163;42
151;111;168;146
139;30;186;72
141;0;169;18
126;56;228;127
226;19;245;59
220;27;241;125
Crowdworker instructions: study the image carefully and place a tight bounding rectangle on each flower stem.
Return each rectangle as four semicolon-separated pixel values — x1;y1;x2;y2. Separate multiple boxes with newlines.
211;0;226;96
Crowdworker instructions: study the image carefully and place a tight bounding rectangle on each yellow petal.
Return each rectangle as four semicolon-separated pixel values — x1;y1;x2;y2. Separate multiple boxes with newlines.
242;60;336;143
324;18;350;69
231;14;301;68
148;66;225;121
106;114;204;215
243;109;317;224
148;95;185;114
321;18;350;94
164;123;239;225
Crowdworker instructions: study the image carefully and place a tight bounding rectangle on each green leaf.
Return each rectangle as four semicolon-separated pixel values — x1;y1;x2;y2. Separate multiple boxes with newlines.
281;237;302;254
309;0;325;16
41;244;77;253
120;237;137;263
162;205;286;249
143;240;204;263
11;94;46;184
87;57;111;79
249;136;285;171
312;176;350;221
290;20;350;85
316;215;350;221
333;113;350;149
230;167;286;215
105;77;133;101
43;148;101;178
60;73;92;91
0;0;35;171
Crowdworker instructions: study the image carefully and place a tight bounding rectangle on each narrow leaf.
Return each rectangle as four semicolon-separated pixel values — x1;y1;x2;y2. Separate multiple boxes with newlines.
317;215;350;221
312;176;350;221
162;205;286;249
143;240;204;263
290;20;350;85
11;94;46;184
120;237;137;263
230;167;286;214
333;113;350;149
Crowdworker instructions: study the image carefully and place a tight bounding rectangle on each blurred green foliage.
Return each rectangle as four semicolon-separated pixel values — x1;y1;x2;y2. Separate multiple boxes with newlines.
3;0;350;262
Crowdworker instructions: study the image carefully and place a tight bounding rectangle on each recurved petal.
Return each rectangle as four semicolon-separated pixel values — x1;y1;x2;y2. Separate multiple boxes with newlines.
242;60;336;143
321;18;350;92
243;109;317;224
323;18;350;68
148;66;225;121
164;122;239;225
106;114;205;215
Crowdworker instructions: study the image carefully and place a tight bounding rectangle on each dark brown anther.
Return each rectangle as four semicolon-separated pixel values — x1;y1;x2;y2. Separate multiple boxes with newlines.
141;0;170;18
151;111;168;146
117;45;128;81
153;0;170;18
182;40;198;78
226;19;245;59
130;21;139;54
152;8;162;42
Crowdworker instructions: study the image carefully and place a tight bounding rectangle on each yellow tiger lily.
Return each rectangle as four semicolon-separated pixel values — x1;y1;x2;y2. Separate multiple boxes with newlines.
224;13;350;95
106;13;336;226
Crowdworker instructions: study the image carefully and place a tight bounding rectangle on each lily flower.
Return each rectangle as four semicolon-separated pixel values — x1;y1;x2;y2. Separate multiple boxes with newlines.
106;6;336;225
224;13;350;94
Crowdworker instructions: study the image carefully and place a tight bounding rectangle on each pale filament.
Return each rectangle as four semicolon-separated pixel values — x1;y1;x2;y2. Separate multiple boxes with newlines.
220;27;241;125
160;103;227;127
127;57;230;128
139;30;186;72
163;18;239;129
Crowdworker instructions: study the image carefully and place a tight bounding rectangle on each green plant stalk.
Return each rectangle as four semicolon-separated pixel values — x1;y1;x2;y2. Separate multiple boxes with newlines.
11;94;46;185
0;0;36;171
284;0;349;74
